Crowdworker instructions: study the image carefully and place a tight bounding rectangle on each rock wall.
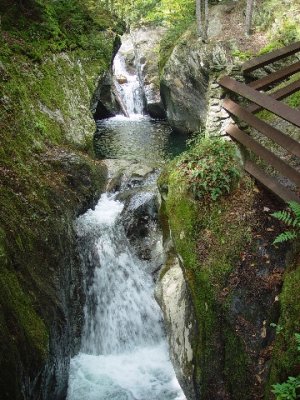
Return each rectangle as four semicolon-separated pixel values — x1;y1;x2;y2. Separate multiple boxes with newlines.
160;30;236;134
0;29;116;399
0;149;107;400
131;27;167;118
158;149;299;400
155;254;197;400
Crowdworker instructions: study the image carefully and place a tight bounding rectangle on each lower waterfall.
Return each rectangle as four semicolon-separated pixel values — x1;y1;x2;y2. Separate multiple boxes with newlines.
67;33;186;400
67;193;185;400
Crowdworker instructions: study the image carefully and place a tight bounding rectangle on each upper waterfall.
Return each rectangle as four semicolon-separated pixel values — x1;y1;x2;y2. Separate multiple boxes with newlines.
113;38;145;117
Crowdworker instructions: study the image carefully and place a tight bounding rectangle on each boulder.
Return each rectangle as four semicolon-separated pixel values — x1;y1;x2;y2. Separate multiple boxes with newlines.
116;75;128;84
155;254;197;400
131;27;167;119
160;29;210;133
91;71;122;119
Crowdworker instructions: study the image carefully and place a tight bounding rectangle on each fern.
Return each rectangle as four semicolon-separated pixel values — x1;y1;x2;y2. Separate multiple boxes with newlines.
273;231;297;244
272;201;300;244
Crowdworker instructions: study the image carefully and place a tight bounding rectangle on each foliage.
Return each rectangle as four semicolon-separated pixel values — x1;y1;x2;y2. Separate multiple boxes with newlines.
286;91;300;108
272;201;300;244
255;0;300;54
104;0;195;27
271;323;284;334
296;333;300;352
272;376;300;400
175;137;241;201
271;333;300;400
231;49;253;61
159;17;195;72
0;0;123;60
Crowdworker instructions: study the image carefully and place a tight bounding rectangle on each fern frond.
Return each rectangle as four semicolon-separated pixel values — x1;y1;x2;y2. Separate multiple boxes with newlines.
273;231;297;244
288;201;300;223
271;210;294;226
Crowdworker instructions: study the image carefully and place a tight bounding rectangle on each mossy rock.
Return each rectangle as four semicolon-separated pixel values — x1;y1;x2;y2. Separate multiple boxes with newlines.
159;137;299;399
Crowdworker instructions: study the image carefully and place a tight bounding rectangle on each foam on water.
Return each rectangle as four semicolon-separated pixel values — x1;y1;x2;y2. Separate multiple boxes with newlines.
68;343;185;400
67;194;186;399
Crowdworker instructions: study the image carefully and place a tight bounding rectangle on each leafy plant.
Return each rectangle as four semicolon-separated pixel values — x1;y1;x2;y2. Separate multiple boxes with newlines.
271;333;300;400
270;323;284;334
296;333;300;352
272;376;300;400
176;137;241;201
271;201;300;244
231;49;252;61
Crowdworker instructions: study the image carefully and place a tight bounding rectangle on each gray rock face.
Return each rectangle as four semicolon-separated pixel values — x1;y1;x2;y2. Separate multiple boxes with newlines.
131;27;167;119
104;159;163;264
160;13;236;135
160;29;210;133
155;255;197;400
91;71;122;119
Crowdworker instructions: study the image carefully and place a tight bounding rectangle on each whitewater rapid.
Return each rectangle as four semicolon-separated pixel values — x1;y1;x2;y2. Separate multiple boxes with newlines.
67;194;185;400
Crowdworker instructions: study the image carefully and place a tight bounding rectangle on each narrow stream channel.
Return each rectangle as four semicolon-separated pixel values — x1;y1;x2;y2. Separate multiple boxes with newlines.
67;38;187;400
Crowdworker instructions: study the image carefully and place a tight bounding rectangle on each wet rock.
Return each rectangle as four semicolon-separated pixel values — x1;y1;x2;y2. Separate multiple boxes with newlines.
160;30;210;133
160;9;236;134
131;28;167;119
104;159;155;191
122;190;159;260
116;75;128;84
155;255;197;400
91;71;121;119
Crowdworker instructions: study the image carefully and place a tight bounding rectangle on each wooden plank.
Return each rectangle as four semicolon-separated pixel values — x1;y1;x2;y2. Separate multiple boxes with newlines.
226;124;300;186
219;76;300;128
248;79;300;113
245;160;300;203
248;61;300;90
242;41;300;73
223;99;300;157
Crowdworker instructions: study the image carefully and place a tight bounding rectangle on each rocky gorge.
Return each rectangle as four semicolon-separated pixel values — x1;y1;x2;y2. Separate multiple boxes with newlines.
0;0;299;399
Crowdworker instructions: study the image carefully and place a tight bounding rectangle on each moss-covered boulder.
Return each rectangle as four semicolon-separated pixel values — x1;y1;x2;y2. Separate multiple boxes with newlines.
158;137;299;399
0;1;120;397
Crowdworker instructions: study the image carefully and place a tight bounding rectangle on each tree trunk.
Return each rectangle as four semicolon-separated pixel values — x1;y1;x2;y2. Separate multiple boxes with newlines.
196;0;202;37
196;0;209;41
245;0;255;36
203;0;209;41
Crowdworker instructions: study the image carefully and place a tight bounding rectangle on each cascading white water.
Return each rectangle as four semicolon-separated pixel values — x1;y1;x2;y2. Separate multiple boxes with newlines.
113;39;144;117
67;194;186;400
67;34;186;399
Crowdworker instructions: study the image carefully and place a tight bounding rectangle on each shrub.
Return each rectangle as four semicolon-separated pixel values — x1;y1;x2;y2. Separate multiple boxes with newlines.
271;333;300;400
175;137;241;201
271;201;300;244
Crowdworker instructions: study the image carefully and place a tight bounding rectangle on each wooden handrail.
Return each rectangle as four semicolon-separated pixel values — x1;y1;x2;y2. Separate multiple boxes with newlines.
226;124;300;186
242;41;300;73
223;99;300;157
219;76;300;128
218;42;300;203
245;160;300;203
247;79;300;113
248;61;300;90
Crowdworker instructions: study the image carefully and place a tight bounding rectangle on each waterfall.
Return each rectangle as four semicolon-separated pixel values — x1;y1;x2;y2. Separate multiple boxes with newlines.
79;194;162;355
67;193;185;400
67;33;187;400
113;39;145;117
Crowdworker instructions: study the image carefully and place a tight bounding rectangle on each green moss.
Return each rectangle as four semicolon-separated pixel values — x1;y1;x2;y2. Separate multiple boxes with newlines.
266;261;300;398
159;18;194;74
286;91;300;109
0;270;49;360
159;140;255;397
223;327;250;399
0;2;112;396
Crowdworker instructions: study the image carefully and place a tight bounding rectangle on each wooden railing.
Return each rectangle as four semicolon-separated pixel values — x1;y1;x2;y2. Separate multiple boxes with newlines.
219;41;300;203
